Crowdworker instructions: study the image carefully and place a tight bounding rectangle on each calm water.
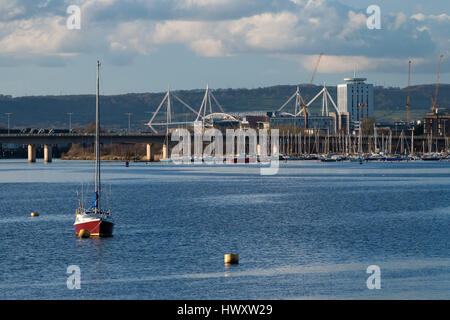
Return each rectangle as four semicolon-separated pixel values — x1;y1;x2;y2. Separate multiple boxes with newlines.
0;159;449;299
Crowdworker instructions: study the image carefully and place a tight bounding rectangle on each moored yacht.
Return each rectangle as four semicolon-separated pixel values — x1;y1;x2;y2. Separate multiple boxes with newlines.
74;61;114;238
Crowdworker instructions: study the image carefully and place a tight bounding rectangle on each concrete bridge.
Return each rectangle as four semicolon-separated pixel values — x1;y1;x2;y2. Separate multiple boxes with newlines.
0;133;167;163
0;131;277;163
1;132;449;163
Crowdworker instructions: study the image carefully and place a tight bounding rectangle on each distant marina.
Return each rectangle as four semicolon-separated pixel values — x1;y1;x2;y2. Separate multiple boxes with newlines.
2;57;448;165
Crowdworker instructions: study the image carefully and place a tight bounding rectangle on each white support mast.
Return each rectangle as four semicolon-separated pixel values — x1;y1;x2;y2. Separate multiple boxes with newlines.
195;84;227;122
146;87;198;133
302;83;340;117
278;86;304;117
95;60;101;212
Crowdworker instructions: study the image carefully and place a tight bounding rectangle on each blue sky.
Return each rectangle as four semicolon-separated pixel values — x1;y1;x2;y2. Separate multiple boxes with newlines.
0;0;449;96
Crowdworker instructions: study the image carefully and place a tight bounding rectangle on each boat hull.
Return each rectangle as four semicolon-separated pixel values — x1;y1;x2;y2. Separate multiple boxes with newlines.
74;218;114;237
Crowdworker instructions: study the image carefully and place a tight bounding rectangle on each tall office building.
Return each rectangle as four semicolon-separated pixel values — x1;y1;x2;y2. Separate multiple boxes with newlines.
337;77;374;127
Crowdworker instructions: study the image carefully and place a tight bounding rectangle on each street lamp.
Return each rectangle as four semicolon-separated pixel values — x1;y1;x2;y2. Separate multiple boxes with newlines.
125;113;132;133
4;113;12;135
67;112;73;133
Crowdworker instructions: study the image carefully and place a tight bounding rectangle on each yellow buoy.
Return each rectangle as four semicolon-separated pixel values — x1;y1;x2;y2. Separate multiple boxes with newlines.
30;212;40;217
224;253;239;265
78;229;91;238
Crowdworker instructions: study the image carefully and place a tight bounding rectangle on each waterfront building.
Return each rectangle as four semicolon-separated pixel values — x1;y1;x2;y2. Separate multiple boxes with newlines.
269;112;335;133
337;77;374;128
329;112;350;134
424;108;450;136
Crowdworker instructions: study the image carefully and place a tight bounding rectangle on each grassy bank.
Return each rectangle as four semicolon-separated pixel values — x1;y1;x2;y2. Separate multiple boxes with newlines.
61;143;163;161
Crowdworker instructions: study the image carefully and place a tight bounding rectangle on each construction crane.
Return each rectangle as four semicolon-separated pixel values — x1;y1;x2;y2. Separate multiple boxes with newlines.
406;60;411;123
357;102;369;137
304;53;323;103
358;102;368;123
300;53;324;128
431;54;443;114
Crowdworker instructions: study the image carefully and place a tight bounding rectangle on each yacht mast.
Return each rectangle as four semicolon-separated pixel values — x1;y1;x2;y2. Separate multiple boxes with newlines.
95;60;101;211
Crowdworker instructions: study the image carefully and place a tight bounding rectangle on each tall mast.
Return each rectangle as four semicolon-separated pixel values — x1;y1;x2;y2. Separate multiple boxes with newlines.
166;86;171;151
358;126;362;154
406;60;411;123
374;124;377;152
95;60;101;211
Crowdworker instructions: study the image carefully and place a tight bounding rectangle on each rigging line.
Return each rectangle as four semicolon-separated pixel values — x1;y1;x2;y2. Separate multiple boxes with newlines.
172;93;199;115
209;92;225;114
208;91;213;114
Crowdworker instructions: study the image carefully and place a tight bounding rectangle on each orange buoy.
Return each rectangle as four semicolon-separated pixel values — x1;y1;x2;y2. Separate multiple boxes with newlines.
224;253;239;265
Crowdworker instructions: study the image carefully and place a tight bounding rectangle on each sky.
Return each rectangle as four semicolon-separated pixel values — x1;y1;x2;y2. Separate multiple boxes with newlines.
0;0;449;97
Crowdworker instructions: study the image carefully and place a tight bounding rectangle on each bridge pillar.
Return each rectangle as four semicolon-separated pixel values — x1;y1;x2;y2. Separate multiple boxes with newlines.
146;143;153;162
257;143;261;156
44;144;52;163
27;144;36;163
162;143;168;160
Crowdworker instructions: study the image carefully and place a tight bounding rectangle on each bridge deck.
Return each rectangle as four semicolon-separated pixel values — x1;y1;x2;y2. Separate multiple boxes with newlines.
0;133;167;145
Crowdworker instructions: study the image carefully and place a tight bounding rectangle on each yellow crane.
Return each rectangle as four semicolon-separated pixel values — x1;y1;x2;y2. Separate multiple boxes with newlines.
431;54;443;114
300;53;323;128
359;102;368;122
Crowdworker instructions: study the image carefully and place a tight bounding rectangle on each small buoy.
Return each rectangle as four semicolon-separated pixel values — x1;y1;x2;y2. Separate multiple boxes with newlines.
224;253;239;265
30;212;40;217
78;229;91;238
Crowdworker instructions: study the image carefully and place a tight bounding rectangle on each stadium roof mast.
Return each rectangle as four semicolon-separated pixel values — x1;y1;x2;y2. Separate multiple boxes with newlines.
304;83;340;117
146;86;198;133
195;84;226;122
276;53;324;125
277;86;305;117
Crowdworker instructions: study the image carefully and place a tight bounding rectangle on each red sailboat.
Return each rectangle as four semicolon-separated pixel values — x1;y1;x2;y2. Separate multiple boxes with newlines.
74;61;114;237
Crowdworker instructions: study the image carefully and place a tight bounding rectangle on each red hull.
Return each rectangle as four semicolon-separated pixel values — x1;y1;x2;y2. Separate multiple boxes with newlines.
74;218;114;237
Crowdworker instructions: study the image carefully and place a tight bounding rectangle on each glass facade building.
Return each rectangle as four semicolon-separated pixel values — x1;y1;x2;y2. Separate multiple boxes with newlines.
337;78;374;127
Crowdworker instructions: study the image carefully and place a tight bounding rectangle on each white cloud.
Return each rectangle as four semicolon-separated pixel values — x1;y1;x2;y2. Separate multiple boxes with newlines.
393;12;408;30
286;54;428;73
411;13;425;22
113;11;304;57
0;0;446;72
409;11;450;59
0;0;26;21
412;13;450;22
337;10;367;39
176;0;238;9
189;39;227;57
0;17;70;55
231;12;303;51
